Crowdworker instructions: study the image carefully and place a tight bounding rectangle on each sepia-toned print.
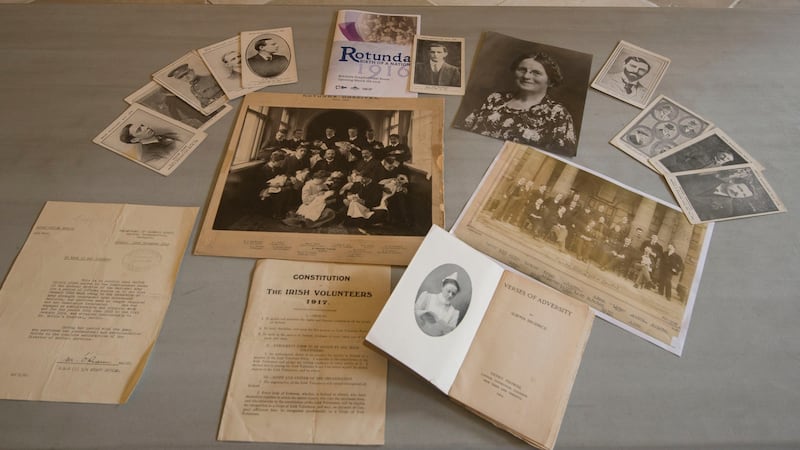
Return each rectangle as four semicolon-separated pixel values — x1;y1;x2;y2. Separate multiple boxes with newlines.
453;32;593;157
409;35;465;96
125;81;232;132
592;41;670;108
336;10;418;45
93;104;207;176
240;28;298;90
611;95;714;169
665;165;785;224
195;93;444;266
650;128;762;175
414;264;472;337
197;36;258;100
152;52;229;116
452;142;714;355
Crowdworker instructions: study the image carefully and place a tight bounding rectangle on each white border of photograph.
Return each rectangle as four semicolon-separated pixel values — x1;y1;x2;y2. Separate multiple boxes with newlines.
650;128;764;175
409;35;466;96
197;36;260;100
240;27;299;90
665;164;785;224
367;225;504;393
152;51;229;116
125;81;232;132
610;95;714;169
452;141;714;355
92;104;207;176
591;40;670;108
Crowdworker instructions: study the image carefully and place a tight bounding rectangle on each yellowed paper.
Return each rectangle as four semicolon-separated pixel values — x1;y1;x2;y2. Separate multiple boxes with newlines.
449;270;593;450
218;259;390;444
0;201;198;404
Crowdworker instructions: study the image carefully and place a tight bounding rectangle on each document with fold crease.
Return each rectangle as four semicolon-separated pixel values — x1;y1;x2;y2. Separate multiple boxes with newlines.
218;259;389;444
0;201;197;404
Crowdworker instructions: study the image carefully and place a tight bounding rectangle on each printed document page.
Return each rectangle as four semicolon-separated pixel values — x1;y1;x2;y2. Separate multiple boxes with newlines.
0;201;197;404
219;259;390;444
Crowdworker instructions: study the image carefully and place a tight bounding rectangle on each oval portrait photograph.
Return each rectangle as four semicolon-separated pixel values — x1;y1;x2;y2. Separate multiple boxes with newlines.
413;264;472;337
245;34;291;79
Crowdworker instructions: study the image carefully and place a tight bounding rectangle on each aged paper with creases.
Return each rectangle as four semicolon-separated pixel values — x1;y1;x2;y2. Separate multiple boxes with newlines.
0;201;197;404
218;259;390;444
449;270;593;450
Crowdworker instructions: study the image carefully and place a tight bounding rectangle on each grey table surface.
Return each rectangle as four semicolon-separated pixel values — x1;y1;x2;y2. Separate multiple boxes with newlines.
0;4;798;450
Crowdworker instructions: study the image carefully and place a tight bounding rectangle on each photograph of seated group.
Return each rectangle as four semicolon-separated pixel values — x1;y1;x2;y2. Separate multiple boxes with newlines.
453;143;713;354
196;93;444;265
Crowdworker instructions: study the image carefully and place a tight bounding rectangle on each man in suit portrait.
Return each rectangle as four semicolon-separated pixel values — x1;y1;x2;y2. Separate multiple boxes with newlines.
414;42;461;87
247;37;289;78
682;171;756;221
119;122;179;170
606;56;651;102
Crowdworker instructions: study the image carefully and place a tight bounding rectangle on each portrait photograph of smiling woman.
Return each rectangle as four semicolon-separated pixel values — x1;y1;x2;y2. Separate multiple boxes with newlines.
454;32;593;157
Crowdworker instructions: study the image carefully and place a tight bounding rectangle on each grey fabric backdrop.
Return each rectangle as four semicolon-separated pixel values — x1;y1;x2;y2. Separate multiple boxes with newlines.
0;4;798;449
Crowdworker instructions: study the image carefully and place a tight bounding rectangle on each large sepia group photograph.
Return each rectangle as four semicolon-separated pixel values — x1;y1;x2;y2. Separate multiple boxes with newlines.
196;93;444;265
453;143;713;354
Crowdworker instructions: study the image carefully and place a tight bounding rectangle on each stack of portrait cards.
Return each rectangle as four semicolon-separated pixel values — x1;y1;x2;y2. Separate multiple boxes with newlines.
198;28;298;100
611;96;785;223
649;129;785;224
95;28;298;175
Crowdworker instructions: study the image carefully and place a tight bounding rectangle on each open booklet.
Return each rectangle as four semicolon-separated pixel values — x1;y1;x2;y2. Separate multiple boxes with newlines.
366;226;593;450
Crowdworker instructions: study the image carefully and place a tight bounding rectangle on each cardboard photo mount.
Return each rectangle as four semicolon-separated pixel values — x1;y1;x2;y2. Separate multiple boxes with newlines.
194;93;445;266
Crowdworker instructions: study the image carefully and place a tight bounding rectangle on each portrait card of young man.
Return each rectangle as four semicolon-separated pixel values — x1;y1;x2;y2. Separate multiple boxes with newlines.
610;95;714;169
125;81;232;132
198;35;259;100
453;31;593;157
409;35;465;96
152;51;229;116
591;40;670;109
93;104;207;176
650;128;763;175
664;165;785;224
240;28;298;90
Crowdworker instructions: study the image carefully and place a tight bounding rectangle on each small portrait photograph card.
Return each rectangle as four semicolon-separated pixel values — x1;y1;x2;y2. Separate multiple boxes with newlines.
591;40;670;108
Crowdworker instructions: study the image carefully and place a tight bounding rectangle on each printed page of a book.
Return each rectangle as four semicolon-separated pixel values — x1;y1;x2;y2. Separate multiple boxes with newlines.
449;270;594;450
